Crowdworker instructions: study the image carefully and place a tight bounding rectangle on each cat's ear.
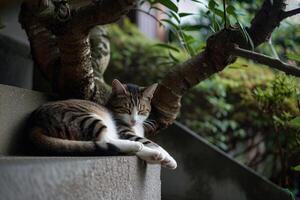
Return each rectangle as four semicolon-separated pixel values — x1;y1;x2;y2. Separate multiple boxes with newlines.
143;83;158;100
112;79;128;95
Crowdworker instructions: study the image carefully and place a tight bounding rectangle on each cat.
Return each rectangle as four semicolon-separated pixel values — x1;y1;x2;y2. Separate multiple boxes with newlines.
29;79;177;169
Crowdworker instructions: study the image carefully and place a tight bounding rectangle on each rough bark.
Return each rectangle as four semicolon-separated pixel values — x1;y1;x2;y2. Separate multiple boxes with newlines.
20;0;136;104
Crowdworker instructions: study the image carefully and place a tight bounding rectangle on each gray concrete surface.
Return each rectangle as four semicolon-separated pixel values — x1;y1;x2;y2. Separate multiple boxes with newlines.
0;84;54;155
0;156;161;200
0;35;33;89
0;3;29;45
152;122;292;200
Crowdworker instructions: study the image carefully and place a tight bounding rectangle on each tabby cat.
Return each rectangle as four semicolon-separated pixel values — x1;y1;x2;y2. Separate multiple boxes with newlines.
29;79;177;169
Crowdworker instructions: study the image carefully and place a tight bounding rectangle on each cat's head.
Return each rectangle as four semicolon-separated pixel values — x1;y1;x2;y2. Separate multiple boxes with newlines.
107;79;158;127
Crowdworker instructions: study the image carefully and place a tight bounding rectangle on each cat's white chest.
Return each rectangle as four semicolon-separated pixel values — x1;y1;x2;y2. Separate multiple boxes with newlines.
132;124;144;137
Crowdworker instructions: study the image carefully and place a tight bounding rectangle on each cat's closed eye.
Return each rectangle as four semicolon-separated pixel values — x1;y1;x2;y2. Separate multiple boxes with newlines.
117;108;131;114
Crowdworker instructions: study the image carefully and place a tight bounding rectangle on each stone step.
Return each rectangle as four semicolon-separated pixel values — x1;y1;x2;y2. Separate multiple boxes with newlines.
0;156;160;200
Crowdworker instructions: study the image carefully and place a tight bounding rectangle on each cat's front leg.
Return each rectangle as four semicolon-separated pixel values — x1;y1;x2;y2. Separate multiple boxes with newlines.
135;146;164;164
119;133;177;169
96;138;143;154
136;145;177;169
151;146;177;169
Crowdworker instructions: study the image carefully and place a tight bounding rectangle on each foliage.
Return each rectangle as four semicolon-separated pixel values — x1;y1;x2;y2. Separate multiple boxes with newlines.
107;19;300;191
105;18;185;84
145;0;300;65
181;67;300;187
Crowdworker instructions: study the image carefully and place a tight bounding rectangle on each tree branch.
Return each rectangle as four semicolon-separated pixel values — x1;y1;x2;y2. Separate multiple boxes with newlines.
19;3;59;83
281;8;300;19
147;0;294;133
20;0;137;102
28;0;137;34
231;46;300;77
248;0;287;47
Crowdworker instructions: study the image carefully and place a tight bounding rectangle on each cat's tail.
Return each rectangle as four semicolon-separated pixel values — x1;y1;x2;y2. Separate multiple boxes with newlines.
29;127;101;155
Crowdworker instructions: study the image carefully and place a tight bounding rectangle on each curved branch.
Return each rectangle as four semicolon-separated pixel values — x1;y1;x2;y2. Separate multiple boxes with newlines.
19;3;59;82
231;46;300;77
281;8;300;19
149;28;238;132
248;0;287;47
29;0;137;34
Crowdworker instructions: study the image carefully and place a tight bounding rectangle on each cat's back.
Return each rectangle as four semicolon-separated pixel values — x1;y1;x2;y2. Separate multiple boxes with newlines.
30;99;117;140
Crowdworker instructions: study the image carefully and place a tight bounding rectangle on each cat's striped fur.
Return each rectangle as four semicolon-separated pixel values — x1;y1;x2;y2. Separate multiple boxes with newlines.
29;79;177;169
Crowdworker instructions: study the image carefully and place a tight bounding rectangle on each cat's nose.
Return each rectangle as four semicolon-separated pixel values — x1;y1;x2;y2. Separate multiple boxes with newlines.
131;119;136;125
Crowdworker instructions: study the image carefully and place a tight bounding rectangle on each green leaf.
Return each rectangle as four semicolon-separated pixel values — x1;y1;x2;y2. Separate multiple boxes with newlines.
190;0;205;4
228;64;246;69
153;43;180;52
288;117;300;128
178;12;195;18
208;0;218;10
169;52;180;63
182;24;204;31
287;53;300;62
211;14;221;32
156;0;178;13
182;33;196;56
292;165;300;171
226;5;237;17
169;11;180;24
237;19;254;50
161;19;179;30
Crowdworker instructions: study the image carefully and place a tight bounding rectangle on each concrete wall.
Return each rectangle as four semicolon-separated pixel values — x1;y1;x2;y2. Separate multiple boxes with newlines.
152;122;292;200
0;35;33;89
0;3;29;45
0;3;33;90
0;84;53;155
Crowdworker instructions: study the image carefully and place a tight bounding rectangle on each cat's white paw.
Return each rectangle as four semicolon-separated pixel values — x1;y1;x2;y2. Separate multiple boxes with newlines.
161;155;177;169
136;146;163;164
157;147;177;170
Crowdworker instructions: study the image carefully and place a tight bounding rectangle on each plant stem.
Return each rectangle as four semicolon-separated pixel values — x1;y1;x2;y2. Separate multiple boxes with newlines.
223;0;227;29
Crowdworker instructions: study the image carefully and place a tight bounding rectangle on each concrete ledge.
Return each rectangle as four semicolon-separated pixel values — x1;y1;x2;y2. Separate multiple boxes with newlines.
0;156;161;200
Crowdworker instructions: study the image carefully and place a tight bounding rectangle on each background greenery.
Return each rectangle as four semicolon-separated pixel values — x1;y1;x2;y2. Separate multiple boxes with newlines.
105;16;300;193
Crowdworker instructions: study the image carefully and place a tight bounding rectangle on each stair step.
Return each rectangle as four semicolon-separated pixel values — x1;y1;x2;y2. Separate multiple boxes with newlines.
0;156;161;200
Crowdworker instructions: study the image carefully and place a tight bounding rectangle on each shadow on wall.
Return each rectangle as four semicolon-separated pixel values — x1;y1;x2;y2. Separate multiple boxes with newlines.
0;3;32;89
152;122;292;200
0;35;33;89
